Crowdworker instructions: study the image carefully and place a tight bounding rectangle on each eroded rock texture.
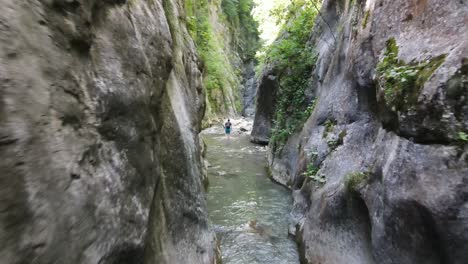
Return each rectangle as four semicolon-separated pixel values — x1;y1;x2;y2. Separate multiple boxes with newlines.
0;0;215;263
253;0;468;263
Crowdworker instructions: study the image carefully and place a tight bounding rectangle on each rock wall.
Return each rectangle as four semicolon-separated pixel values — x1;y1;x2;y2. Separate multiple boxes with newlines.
251;65;278;144
241;61;257;117
0;0;216;263
253;0;468;263
185;0;259;125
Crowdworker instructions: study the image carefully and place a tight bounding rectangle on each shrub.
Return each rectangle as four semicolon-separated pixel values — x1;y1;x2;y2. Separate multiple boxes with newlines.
302;163;326;184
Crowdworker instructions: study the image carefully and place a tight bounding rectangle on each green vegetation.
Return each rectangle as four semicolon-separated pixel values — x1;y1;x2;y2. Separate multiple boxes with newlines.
252;0;291;46
376;38;447;112
184;0;259;116
304;99;317;117
326;129;346;151
327;139;339;151
345;171;370;192
302;163;326;184
222;0;260;59
459;132;468;142
262;0;320;150
323;119;336;138
362;10;370;28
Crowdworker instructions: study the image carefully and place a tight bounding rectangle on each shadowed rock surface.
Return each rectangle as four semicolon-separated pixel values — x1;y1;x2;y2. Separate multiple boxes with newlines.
0;0;216;263
252;0;468;263
251;65;278;145
241;61;257;117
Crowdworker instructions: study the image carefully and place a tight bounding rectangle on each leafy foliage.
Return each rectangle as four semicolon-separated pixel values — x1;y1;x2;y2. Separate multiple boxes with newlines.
459;132;468;142
302;163;326;184
221;0;260;60
263;0;320;150
251;0;291;46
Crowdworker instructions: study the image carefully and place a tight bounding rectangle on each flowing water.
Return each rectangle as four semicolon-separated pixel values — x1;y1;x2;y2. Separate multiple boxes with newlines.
202;120;300;264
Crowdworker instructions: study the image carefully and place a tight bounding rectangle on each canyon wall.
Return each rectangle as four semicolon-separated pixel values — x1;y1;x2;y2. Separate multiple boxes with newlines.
252;0;468;263
186;0;259;125
0;0;217;263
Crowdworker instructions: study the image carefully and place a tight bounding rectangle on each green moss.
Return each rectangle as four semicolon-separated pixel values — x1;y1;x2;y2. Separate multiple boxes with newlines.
376;38;447;111
266;166;273;179
323;119;336;138
183;0;258;117
362;10;370;28
345;171;370;192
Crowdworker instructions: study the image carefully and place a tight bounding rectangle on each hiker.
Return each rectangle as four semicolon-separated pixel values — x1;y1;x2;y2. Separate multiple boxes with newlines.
223;119;232;138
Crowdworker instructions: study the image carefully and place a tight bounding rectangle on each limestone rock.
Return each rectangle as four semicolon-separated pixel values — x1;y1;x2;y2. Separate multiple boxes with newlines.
0;0;216;263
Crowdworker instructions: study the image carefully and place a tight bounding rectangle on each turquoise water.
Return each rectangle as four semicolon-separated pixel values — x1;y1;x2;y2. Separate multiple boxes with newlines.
203;132;300;264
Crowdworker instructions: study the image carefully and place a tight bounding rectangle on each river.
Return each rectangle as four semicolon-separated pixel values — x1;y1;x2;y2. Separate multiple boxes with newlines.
202;119;300;264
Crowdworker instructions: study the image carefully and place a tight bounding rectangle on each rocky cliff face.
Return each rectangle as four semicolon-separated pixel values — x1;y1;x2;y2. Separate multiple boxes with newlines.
241;61;257;117
185;0;259;125
253;0;468;263
0;0;216;263
251;65;278;144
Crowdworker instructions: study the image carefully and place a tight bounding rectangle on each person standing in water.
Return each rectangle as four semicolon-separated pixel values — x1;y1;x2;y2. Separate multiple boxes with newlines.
223;119;232;138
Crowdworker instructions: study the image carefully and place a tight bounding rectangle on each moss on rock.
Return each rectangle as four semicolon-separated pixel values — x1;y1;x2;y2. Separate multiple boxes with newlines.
362;10;370;28
345;171;370;192
376;38;447;112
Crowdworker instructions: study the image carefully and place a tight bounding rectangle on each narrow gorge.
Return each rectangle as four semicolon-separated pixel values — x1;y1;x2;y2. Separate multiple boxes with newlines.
0;0;466;264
